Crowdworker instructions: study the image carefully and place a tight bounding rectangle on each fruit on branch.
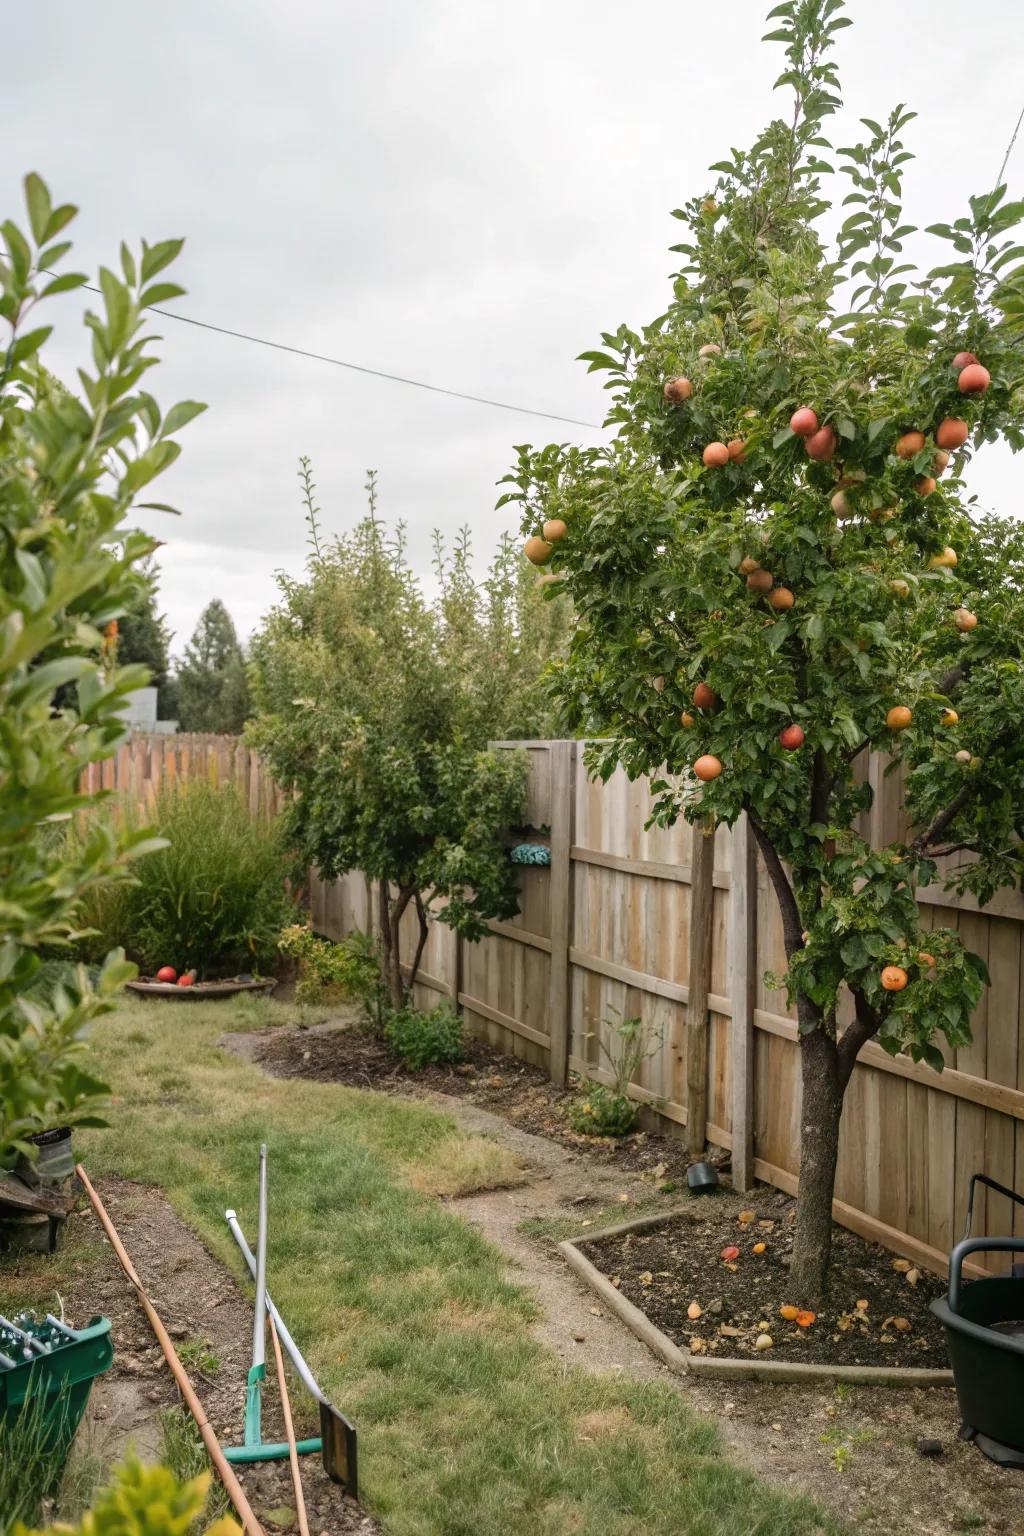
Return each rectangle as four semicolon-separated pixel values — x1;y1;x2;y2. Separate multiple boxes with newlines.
694;754;723;781
746;568;774;593
524;535;553;565
768;586;795;610
702;441;730;467
693;681;716;709
958;362;990;394
916;476;937;497
739;556;761;574
831;489;854;518
936;417;969;450
804;424;837;461
886;705;913;730
918;951;936;968
779;724;805;750
941;708;959;725
933;449;951;474
651;675;666;693
543;518;568;542
698;342;722;359
952;351;979;370
680;711;696;728
954;607;978;631
889;579;911;598
727;437;747;462
663;376;693;402
896;430;925;459
881;965;909;992
929;546;958;569
955;749;973;765
790;406;819;437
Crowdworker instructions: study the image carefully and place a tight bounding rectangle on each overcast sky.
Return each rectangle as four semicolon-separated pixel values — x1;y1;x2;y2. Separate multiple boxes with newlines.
5;0;1024;657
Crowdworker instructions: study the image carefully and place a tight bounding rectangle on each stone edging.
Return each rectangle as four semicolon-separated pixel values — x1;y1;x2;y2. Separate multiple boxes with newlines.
557;1210;955;1388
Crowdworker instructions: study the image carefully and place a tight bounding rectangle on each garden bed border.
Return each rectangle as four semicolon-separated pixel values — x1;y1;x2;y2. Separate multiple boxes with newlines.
558;1210;955;1387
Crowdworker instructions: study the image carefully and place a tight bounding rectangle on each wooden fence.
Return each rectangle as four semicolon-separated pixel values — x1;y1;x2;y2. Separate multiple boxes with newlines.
103;733;1024;1277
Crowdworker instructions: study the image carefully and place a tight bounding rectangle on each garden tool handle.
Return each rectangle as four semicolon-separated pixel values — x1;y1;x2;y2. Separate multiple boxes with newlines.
948;1235;1024;1312
962;1173;1024;1241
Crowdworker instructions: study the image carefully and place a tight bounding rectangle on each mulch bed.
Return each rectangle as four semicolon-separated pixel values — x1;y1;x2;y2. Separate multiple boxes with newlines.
256;1017;703;1184
579;1194;949;1369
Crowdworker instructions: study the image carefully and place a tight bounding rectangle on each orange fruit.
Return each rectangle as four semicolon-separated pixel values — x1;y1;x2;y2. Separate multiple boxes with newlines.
954;607;978;631
779;1304;799;1321
929;546;958;569
663;376;693;402
886;705;913;731
543;518;568;543
881;964;909;992
795;1310;816;1328
917;951;936;968
936;417;969;450
889;579;911;598
746;568;774;594
727;437;747;462
933;449;951;474
958;362;990;394
693;682;716;710
524;536;553;565
804;424;837;461
702;441;730;467
680;711;696;729
738;556;760;575
694;754;723;782
916;476;937;497
952;350;978;370
790;407;818;437
768;586;794;611
941;708;959;726
831;489;853;518
896;430;925;459
779;724;805;750
752;1241;767;1255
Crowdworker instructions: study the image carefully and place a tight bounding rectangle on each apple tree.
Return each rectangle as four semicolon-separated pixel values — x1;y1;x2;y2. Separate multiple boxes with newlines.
248;467;568;1011
503;0;1024;1298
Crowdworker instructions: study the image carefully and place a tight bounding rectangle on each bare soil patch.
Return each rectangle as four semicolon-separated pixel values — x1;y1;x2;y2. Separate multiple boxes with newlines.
579;1197;948;1369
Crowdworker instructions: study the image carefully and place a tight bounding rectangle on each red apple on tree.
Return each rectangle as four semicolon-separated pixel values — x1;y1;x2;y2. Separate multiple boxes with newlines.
779;724;805;750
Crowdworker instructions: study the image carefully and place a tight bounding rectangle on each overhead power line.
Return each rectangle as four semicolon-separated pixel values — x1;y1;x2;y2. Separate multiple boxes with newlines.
73;280;605;431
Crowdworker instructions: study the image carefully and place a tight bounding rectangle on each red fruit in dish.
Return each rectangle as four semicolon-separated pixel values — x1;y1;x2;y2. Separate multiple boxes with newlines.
155;966;177;984
177;972;196;988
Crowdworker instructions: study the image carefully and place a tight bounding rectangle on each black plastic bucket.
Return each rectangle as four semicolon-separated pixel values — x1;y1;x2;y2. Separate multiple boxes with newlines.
931;1174;1024;1466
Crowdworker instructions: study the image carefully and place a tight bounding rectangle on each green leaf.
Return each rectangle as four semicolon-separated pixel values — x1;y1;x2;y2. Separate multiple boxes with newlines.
23;173;52;245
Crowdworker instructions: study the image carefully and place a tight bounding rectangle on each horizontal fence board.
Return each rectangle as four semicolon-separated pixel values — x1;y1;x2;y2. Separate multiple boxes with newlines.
570;845;731;889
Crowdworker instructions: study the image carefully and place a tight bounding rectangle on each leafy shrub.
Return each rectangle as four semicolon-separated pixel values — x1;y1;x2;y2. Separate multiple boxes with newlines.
566;1081;639;1137
11;1454;240;1536
89;782;294;979
0;174;204;1163
278;923;383;1010
384;1002;463;1070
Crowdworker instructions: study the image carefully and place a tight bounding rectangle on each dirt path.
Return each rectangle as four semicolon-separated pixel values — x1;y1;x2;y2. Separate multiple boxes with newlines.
238;1020;1024;1536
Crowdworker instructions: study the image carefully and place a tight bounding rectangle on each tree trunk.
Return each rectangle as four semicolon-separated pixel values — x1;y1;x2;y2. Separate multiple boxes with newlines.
790;1015;844;1303
377;881;404;1012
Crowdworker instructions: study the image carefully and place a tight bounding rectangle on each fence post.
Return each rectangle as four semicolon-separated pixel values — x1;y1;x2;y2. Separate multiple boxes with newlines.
547;740;576;1088
685;817;716;1156
729;812;757;1191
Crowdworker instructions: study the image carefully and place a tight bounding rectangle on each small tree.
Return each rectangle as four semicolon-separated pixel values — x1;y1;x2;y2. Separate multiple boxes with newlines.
0;173;204;1164
248;463;566;1008
176;597;250;733
504;1;1024;1299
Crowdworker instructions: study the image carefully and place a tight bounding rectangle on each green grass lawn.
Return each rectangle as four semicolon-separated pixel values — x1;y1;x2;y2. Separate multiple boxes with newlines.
10;998;838;1536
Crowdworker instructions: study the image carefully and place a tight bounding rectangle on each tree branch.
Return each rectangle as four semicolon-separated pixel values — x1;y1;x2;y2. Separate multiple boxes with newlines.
837;988;883;1088
910;784;973;857
748;815;803;957
408;892;430;996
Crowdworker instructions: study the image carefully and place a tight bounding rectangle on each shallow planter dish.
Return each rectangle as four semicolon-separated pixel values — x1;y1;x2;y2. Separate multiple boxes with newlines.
126;976;276;1001
559;1210;954;1388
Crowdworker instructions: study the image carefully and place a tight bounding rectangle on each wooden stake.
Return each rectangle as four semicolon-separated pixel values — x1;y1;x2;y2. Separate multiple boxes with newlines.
685;818;716;1157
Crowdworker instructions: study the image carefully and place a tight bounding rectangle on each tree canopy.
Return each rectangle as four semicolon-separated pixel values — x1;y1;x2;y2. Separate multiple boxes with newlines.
177;597;250;734
504;0;1024;1296
248;463;568;1006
